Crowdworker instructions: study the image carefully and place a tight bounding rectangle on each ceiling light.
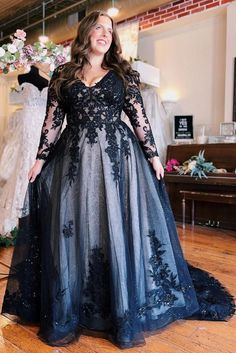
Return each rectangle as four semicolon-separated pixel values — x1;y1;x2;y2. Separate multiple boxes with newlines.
107;0;119;17
38;35;49;44
38;2;49;43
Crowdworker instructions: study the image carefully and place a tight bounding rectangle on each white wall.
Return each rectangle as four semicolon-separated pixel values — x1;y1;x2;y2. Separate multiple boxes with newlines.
224;1;236;122
138;9;227;136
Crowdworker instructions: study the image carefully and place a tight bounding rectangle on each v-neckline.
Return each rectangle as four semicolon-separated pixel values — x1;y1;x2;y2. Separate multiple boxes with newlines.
79;70;112;89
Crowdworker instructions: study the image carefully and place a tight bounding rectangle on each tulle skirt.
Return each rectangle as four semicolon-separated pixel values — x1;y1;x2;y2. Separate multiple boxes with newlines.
2;123;235;348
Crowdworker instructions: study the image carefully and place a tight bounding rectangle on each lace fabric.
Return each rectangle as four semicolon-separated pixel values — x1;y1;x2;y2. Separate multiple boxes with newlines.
123;74;159;160
0;110;22;181
2;65;235;349
36;68;66;160
36;66;158;161
122;86;172;164
0;83;48;235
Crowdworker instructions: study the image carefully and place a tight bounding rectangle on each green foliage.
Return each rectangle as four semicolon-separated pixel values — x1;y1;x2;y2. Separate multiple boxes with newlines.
178;150;216;179
0;30;70;74
0;227;18;247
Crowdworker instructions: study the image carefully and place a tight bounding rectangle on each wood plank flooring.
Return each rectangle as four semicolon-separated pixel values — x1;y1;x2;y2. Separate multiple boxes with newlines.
0;224;235;353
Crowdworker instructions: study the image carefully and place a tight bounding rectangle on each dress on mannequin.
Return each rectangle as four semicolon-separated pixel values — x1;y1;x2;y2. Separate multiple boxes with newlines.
18;65;49;91
0;66;49;236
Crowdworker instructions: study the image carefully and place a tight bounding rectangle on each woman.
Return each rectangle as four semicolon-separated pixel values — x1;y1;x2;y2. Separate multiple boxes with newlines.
2;11;234;349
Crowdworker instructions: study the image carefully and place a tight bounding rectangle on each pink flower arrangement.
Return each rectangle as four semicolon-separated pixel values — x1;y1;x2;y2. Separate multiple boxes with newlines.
14;29;26;41
165;159;180;172
0;29;70;75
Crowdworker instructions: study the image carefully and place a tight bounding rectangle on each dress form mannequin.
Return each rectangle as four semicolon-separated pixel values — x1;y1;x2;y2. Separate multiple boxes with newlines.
18;65;49;91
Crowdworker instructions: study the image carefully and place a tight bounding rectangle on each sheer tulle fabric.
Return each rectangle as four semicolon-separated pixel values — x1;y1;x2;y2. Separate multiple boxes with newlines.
2;67;235;349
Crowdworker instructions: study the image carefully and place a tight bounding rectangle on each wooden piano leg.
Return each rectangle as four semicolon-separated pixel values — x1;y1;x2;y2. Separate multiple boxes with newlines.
191;199;195;227
182;197;186;229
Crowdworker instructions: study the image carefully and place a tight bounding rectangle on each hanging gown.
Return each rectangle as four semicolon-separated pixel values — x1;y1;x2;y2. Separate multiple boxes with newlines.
0;109;23;182
0;83;48;236
2;65;234;349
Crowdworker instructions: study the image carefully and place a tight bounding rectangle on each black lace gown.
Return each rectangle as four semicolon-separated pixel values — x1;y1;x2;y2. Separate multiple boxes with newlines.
2;66;235;349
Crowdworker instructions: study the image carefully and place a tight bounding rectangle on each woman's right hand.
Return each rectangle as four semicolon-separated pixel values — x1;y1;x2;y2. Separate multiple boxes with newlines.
28;159;45;183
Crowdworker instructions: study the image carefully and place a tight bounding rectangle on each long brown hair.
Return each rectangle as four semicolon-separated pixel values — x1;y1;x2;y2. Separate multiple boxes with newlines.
53;10;137;98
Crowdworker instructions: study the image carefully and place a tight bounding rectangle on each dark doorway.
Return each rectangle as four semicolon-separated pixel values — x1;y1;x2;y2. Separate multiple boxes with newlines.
233;57;236;122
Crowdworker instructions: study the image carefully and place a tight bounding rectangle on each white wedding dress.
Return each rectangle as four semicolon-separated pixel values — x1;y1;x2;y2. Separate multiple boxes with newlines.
0;83;48;236
0;110;23;182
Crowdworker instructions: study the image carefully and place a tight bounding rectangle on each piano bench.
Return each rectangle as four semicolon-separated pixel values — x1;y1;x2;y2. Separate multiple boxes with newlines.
179;190;236;229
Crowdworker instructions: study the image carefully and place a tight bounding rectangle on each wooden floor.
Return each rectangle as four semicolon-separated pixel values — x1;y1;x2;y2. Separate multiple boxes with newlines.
0;224;235;353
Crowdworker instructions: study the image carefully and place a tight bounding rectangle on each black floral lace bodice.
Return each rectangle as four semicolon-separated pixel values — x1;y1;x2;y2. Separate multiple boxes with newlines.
36;65;159;161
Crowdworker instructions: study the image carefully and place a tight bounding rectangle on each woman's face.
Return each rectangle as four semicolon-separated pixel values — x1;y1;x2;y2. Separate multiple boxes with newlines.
89;15;113;56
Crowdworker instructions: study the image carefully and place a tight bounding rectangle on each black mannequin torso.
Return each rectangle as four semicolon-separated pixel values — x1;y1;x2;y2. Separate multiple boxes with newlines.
18;65;49;91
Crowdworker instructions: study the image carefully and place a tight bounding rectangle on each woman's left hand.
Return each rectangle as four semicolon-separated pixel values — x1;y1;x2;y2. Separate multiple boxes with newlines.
149;156;164;180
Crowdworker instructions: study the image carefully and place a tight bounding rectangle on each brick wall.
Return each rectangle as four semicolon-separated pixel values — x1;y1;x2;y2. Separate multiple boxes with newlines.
120;0;234;31
60;0;234;45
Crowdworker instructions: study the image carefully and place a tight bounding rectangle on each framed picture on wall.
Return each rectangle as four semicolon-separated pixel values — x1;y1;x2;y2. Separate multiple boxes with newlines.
174;115;194;142
220;122;236;136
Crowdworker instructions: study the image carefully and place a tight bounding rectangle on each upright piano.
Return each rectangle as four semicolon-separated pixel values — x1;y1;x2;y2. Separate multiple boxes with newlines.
164;143;236;230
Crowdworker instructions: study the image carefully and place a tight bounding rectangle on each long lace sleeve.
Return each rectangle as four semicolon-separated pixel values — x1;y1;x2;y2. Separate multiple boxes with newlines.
36;66;66;160
123;72;159;160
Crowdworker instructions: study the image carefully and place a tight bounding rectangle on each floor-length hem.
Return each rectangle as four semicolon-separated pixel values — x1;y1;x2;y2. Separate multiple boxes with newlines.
1;67;235;350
